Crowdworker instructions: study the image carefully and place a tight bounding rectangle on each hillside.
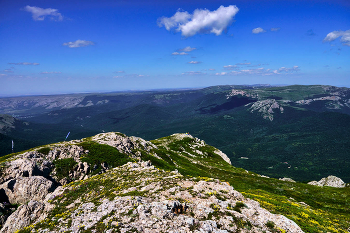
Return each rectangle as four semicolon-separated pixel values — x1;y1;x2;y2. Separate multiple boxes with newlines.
1;85;350;183
0;132;349;232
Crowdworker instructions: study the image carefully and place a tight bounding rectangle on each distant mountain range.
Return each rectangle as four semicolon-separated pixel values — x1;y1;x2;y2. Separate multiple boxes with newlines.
1;84;350;183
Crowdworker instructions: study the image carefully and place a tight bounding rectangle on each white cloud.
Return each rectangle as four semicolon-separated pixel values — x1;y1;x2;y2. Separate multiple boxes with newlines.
114;71;125;73
114;74;147;78
172;52;188;55
208;68;216;71
178;46;196;52
248;64;262;67
271;27;281;32
323;30;350;46
188;61;201;64
23;5;63;21
4;68;14;73
275;66;300;73
223;65;237;70
252;27;266;34
63;40;95;48
158;5;239;37
8;62;39;65
236;62;251;65
157;11;191;31
182;71;206;75
40;71;61;74
0;74;7;76
216;66;300;76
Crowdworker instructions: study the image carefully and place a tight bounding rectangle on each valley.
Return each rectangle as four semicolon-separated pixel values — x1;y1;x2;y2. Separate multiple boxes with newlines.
1;84;350;183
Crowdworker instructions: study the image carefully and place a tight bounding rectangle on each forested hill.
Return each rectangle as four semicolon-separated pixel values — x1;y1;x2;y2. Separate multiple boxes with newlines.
1;84;350;183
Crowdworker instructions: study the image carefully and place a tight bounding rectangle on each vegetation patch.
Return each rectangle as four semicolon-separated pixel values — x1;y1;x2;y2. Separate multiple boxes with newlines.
78;141;131;175
37;147;51;155
53;158;77;180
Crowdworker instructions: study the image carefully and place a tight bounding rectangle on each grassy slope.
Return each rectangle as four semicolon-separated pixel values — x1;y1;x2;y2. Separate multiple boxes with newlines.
149;135;350;233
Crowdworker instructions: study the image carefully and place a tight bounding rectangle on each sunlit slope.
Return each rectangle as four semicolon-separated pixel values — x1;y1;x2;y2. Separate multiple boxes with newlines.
1;132;349;232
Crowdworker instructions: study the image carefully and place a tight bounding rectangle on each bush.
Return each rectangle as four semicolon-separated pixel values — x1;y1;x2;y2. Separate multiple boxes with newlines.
266;220;275;228
78;141;131;175
37;147;51;155
53;158;77;180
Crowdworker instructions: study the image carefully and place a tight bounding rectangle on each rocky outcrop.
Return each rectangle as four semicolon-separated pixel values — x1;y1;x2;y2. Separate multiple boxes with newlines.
0;132;303;232
308;175;346;188
0;201;45;233
6;161;303;233
0;176;55;204
92;132;157;154
248;99;284;121
279;177;296;183
226;89;258;99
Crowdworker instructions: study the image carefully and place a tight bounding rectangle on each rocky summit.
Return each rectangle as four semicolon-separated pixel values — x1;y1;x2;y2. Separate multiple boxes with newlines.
0;132;306;233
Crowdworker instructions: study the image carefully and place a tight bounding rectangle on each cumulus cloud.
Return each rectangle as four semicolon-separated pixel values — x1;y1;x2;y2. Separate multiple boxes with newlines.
323;30;350;46
63;40;95;48
271;27;281;32
178;46;196;52
208;68;216;71
8;62;39;65
114;71;125;73
182;71;206;75
158;5;239;37
236;62;251;65
188;61;201;64
40;71;61;74
252;27;266;34
23;5;63;21
172;52;188;55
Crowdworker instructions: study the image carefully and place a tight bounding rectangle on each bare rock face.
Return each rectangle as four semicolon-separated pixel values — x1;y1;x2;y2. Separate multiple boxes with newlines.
308;175;346;188
0;158;42;183
248;99;284;121
0;176;55;204
0;201;45;233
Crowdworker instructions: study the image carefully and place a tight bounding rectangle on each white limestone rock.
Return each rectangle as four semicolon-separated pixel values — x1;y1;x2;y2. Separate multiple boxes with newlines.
308;175;346;188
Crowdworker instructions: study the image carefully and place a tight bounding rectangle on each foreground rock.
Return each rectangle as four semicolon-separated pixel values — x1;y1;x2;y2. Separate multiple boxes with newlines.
6;161;303;233
0;132;304;232
0;201;45;233
308;175;346;188
0;176;55;204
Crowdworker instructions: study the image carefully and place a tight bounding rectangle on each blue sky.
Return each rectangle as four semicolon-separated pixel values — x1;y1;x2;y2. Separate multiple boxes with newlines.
0;0;349;96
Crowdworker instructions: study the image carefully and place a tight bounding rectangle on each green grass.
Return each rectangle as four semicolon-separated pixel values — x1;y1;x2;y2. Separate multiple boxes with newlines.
53;158;77;180
37;147;51;155
78;141;132;175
